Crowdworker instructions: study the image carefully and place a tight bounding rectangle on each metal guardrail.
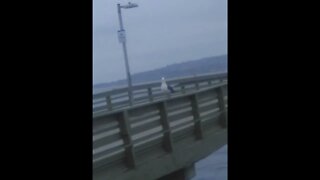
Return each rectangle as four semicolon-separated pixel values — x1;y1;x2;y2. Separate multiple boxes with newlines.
93;72;227;113
93;82;228;180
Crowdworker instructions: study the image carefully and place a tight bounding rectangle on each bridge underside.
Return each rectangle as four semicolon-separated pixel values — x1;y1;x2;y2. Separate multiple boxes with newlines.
93;123;227;180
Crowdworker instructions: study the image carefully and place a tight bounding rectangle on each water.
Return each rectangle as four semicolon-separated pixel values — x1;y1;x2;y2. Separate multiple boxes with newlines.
191;145;227;180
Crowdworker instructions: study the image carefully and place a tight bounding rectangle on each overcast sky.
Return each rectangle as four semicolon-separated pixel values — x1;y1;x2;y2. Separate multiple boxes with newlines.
93;0;227;84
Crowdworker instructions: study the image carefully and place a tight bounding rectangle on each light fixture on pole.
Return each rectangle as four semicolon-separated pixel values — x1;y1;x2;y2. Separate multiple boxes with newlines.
117;2;138;106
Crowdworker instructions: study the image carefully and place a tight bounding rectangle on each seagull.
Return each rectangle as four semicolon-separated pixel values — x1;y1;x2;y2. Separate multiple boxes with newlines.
161;77;175;93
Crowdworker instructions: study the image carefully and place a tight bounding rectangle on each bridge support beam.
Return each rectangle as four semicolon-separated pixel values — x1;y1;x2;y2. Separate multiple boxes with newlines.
159;101;174;152
118;110;136;168
190;94;203;139
157;163;195;180
217;87;227;128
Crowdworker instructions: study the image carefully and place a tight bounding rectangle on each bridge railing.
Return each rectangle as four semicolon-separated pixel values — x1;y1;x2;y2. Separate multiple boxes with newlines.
93;82;227;175
93;72;227;113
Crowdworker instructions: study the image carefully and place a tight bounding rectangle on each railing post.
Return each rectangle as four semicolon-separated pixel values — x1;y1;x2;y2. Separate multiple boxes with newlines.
217;86;227;128
106;95;112;111
128;90;133;106
118;110;136;168
158;101;173;152
195;81;199;90
190;94;203;139
181;85;186;94
148;87;153;102
166;92;171;99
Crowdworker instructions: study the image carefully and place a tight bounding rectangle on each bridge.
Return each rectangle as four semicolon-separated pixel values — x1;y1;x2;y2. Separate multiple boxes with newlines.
93;72;228;180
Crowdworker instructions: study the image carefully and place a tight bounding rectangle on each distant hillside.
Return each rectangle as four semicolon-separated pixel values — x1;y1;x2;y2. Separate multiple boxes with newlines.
94;54;227;91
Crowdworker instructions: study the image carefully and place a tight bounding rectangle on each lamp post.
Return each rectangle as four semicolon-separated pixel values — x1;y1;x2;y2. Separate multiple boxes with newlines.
117;2;138;106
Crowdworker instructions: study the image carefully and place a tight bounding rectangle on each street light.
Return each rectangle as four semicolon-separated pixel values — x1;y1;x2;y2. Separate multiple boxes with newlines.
117;2;138;106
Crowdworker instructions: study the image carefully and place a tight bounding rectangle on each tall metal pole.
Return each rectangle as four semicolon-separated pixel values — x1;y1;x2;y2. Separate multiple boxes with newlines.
117;4;133;106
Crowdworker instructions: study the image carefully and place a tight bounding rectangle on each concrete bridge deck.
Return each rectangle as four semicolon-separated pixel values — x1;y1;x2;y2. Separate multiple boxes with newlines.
93;73;227;180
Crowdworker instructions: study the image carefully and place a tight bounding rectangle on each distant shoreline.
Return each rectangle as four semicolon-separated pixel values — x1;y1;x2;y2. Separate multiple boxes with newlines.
94;55;227;90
